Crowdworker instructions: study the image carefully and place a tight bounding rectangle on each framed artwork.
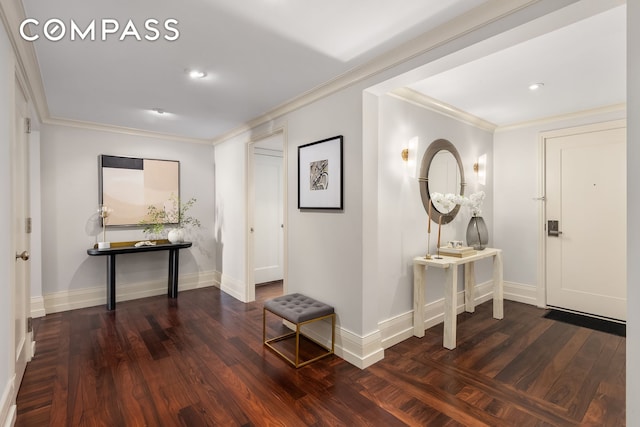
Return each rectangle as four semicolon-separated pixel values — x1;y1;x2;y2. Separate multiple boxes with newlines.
297;135;343;210
99;155;180;226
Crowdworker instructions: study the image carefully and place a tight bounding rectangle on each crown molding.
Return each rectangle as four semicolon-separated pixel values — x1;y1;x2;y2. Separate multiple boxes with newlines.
211;0;544;145
44;116;212;145
0;0;49;123
494;103;626;132
389;89;626;134
390;87;498;132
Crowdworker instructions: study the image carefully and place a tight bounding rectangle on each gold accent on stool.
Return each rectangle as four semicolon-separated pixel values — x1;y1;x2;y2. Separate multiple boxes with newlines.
263;308;335;368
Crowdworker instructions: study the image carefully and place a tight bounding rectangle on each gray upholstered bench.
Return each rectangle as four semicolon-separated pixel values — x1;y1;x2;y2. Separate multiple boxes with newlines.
263;293;335;368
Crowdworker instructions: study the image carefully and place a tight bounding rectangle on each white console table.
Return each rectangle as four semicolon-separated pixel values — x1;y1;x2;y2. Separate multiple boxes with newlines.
413;248;503;349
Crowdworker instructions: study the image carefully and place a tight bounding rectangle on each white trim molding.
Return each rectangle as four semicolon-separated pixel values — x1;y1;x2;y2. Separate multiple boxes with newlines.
495;103;626;133
382;280;496;350
389;87;498;132
504;281;538;306
213;271;246;303
43;271;216;314
300;321;385;370
30;295;45;318
45;116;212;145
0;374;16;427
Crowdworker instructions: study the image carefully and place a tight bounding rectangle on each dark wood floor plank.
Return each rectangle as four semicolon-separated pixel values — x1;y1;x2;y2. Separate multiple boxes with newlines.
494;321;578;390
16;283;625;426
544;331;610;409
524;326;592;397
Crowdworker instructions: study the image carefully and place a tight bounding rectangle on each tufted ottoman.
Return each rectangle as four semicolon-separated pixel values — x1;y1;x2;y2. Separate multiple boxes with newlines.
263;293;335;368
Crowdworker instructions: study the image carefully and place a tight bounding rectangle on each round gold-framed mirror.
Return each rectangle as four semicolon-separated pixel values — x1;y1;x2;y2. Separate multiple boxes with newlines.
418;139;465;225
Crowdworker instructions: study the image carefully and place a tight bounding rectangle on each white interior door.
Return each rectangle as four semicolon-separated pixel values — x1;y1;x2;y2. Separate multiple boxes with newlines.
254;151;284;284
12;79;32;389
545;121;626;320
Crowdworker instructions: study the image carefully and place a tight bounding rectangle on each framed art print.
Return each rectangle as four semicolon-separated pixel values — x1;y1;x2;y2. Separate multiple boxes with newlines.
298;135;343;210
99;155;180;226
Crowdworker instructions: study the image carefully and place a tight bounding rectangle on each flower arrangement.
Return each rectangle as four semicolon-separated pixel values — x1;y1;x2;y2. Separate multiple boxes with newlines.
430;191;485;216
466;191;486;216
139;194;201;238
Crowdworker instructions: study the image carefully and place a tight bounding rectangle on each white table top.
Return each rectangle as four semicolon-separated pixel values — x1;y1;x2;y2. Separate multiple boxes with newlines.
413;247;501;268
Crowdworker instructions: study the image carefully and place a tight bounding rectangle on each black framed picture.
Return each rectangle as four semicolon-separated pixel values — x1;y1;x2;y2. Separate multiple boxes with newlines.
297;135;343;210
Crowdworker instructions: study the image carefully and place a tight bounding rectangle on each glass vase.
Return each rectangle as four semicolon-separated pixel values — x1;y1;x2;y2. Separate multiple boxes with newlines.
466;216;488;250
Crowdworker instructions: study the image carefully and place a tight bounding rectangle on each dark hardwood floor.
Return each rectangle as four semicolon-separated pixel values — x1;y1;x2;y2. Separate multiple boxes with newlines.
16;283;625;426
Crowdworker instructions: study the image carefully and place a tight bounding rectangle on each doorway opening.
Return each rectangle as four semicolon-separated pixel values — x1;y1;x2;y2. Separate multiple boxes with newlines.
246;129;287;302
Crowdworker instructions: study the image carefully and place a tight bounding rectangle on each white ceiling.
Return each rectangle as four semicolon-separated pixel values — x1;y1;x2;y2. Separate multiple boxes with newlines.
19;0;486;140
17;1;626;140
408;5;626;127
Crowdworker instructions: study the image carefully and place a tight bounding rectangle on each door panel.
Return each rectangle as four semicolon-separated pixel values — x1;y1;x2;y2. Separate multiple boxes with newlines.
254;153;283;284
12;79;31;388
545;124;626;320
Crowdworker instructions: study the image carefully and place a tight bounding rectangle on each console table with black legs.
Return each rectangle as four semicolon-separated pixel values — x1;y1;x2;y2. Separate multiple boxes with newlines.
87;241;192;310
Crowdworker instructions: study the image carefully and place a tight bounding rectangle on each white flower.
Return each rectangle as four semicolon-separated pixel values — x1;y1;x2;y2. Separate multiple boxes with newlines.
431;192;464;212
465;191;485;216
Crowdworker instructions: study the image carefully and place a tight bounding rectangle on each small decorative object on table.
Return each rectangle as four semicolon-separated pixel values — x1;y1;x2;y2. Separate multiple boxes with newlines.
139;194;200;243
97;204;113;249
464;191;488;250
438;245;477;258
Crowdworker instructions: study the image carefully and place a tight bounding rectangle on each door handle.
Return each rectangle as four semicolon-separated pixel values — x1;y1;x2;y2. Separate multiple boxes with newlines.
548;220;562;236
15;250;30;261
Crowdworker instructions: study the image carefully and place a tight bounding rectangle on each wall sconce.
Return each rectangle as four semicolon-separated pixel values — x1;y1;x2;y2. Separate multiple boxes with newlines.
473;153;487;186
402;136;419;178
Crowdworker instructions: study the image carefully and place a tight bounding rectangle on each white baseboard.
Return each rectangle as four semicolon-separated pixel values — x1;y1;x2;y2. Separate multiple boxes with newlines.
0;375;16;427
378;280;495;352
42;271;217;314
293;320;385;369
504;281;538;306
214;271;246;302
30;295;46;318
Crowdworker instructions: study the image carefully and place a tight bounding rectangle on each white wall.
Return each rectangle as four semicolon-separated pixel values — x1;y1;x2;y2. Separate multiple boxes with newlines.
212;131;248;300
376;94;494;323
493;109;625;296
627;1;639;424
286;87;367;333
0;16;15;424
38;124;217;309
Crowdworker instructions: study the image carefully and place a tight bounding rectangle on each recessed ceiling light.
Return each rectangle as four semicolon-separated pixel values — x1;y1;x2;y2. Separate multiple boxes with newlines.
187;69;207;79
528;82;544;91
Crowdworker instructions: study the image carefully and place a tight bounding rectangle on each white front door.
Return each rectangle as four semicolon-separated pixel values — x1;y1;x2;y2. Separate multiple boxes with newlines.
254;152;284;284
545;120;626;320
12;79;32;390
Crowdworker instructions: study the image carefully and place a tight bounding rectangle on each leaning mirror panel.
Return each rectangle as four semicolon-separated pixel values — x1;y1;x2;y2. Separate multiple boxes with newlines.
419;139;465;225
